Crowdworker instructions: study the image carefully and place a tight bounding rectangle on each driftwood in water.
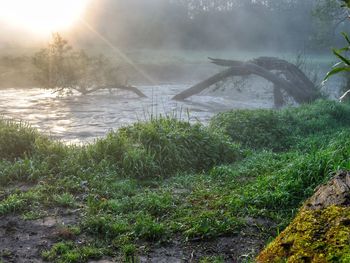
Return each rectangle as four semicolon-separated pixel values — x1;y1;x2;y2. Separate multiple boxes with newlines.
64;85;147;97
172;57;320;107
101;85;147;97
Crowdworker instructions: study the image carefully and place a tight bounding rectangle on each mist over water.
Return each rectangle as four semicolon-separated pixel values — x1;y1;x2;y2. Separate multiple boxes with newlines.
0;56;341;143
0;0;347;142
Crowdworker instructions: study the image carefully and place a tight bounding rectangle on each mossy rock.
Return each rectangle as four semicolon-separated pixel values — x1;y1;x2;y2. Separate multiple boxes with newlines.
257;171;350;263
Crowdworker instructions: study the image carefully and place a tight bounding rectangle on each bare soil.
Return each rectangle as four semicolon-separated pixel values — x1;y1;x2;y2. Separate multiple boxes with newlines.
0;212;79;263
0;211;274;263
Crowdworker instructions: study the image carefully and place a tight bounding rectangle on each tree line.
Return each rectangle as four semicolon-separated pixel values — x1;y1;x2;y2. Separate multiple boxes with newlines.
86;0;348;51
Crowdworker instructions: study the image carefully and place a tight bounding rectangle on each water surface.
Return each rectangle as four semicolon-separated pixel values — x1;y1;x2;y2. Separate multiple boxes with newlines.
0;84;277;143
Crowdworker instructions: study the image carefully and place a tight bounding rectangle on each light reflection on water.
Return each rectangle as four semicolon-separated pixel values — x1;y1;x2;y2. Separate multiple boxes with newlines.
0;82;319;143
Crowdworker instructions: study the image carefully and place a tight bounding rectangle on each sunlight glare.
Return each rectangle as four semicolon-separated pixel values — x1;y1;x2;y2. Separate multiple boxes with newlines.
0;0;89;35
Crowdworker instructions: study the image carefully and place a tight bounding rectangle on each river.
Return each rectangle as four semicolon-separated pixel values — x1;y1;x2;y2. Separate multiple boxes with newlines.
0;52;342;144
0;82;282;143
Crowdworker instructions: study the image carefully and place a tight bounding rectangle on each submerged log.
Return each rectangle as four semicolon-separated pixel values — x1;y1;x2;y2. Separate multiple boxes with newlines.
173;57;320;107
105;85;147;98
75;85;147;97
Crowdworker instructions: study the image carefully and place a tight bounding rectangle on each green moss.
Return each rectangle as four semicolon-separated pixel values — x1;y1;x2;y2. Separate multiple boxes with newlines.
257;206;350;262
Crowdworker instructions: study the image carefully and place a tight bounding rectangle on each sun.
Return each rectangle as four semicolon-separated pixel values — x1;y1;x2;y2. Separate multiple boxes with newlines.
0;0;90;36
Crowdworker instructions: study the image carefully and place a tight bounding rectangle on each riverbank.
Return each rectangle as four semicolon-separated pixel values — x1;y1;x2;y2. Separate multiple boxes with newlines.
1;100;350;262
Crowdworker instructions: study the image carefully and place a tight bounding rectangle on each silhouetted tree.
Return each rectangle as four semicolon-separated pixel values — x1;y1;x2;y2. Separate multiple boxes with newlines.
33;33;145;97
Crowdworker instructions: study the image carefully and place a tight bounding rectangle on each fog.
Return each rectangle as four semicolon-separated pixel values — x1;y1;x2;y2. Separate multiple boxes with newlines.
69;0;343;52
0;0;348;141
1;0;348;52
83;0;315;51
1;0;348;86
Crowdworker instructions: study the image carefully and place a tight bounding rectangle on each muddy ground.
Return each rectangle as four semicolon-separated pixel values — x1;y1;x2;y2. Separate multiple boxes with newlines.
0;213;78;263
0;207;274;263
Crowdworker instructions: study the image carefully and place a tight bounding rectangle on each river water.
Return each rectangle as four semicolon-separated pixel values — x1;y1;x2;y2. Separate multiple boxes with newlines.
0;82;279;143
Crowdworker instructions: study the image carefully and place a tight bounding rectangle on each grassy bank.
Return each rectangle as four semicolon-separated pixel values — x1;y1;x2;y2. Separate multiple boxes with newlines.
1;100;350;262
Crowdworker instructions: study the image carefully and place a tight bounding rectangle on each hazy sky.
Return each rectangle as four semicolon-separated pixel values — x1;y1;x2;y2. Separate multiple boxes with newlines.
0;0;345;52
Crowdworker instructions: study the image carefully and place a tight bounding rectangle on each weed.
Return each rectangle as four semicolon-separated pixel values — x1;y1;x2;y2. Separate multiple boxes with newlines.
199;256;225;263
134;213;167;241
52;193;77;208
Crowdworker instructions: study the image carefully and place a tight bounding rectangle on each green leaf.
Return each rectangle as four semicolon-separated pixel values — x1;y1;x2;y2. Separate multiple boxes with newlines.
337;47;350;53
324;67;350;81
332;62;344;68
333;48;350;66
341;32;350;46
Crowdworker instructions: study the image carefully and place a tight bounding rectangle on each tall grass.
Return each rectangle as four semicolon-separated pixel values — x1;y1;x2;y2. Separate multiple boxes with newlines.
210;100;350;151
0;118;41;160
85;117;240;178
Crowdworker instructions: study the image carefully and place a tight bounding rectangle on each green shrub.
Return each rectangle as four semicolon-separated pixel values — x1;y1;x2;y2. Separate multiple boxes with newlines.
210;109;294;151
210;100;350;151
88;118;240;178
288;100;350;133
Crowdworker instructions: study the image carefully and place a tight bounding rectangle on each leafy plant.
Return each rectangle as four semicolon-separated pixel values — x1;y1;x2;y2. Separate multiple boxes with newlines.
323;1;350;85
325;32;350;81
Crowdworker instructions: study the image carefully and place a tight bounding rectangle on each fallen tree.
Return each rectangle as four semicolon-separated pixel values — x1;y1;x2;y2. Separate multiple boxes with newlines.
173;57;320;107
